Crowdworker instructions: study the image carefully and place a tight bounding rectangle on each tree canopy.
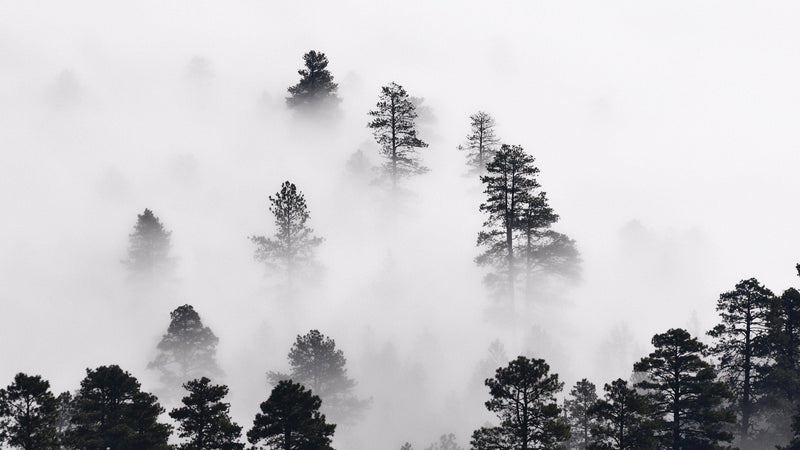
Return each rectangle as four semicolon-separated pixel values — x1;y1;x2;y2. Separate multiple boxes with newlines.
0;373;60;450
286;50;339;110
169;377;244;450
123;208;173;278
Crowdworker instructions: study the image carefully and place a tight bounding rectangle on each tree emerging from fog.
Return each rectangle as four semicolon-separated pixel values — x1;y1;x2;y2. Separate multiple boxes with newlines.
286;50;339;111
149;304;221;393
250;181;323;287
588;378;656;450
170;377;244;450
425;433;464;450
458;111;499;174
0;373;60;450
367;82;429;191
565;378;598;450
123;208;173;279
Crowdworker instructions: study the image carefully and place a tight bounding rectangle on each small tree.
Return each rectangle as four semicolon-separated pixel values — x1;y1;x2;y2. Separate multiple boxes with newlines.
123;208;173;277
250;181;323;286
458;111;499;174
565;379;598;450
634;328;734;450
286;50;339;110
367;82;428;191
170;377;244;450
247;380;335;450
149;304;221;392
425;433;464;450
68;365;171;449
588;378;656;450
470;356;569;450
0;373;60;450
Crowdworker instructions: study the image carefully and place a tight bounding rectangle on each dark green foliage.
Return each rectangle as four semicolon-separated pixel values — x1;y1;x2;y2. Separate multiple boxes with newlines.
367;82;429;189
149;304;220;391
587;378;656;450
0;373;59;449
247;380;335;450
634;328;734;450
68;365;171;450
425;433;463;450
286;50;339;109
123;208;172;277
169;377;244;450
250;181;323;285
458;111;499;174
471;356;569;450
565;378;597;450
707;278;775;448
268;330;366;424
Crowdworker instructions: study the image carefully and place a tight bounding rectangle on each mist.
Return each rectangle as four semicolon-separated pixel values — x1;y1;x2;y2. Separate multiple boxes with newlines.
2;1;800;448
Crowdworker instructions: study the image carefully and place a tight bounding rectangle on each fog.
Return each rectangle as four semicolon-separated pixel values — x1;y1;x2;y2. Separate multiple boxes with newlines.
2;1;800;448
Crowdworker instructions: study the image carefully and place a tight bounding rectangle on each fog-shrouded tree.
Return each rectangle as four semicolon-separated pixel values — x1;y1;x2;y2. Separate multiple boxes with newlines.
458;111;499;174
268;330;366;424
425;433;464;450
247;380;335;450
470;356;569;450
68;365;171;449
169;377;244;450
149;304;221;393
0;373;60;450
250;181;323;287
286;50;339;111
565;379;598;450
764;284;800;443
634;328;734;450
123;208;173;278
707;278;775;449
401;443;413;450
588;378;656;450
367;82;429;191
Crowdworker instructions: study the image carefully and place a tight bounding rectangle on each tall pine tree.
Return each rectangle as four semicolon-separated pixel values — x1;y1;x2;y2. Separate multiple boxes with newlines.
458;111;499;174
565;378;598;450
123;208;173;278
169;377;244;450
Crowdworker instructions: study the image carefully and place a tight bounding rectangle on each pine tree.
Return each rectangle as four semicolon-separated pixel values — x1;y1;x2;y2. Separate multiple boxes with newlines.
68;365;171;449
425;433;464;450
470;356;569;450
123;208;173;277
565;379;598;450
247;380;335;450
587;378;655;450
170;377;244;450
0;373;60;450
367;82;428;190
250;181;323;286
458;111;499;174
149;304;221;392
634;328;734;450
707;278;775;448
286;50;339;110
401;443;414;450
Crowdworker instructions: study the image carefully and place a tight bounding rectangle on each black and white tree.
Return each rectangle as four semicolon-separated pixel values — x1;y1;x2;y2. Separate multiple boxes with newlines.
458;111;499;174
0;373;60;450
169;377;244;450
367;82;429;191
587;378;656;450
250;181;323;287
565;378;598;450
123;208;174;278
425;433;464;450
286;50;339;112
149;304;221;393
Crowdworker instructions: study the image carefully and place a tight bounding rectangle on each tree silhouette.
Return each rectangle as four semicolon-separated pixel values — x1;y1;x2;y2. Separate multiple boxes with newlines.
0;373;60;450
123;208;173;278
565;378;598;450
470;356;569;450
367;82;428;191
170;377;244;450
425;433;464;450
247;380;335;450
149;304;220;393
588;378;656;450
458;111;499;174
250;181;323;287
286;50;339;110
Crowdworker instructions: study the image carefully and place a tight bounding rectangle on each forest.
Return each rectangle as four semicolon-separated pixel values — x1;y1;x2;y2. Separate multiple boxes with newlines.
2;2;800;450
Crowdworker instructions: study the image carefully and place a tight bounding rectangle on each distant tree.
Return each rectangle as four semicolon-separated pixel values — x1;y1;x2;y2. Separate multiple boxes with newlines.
0;373;60;450
367;82;429;190
268;330;366;424
634;328;734;450
148;304;221;392
54;391;74;446
470;356;569;450
247;380;335;450
68;365;171;449
123;208;173;277
425;433;464;450
286;50;339;110
565;379;598;450
250;181;323;286
170;377;244;450
587;378;656;450
458;111;499;174
401;443;414;450
707;278;775;448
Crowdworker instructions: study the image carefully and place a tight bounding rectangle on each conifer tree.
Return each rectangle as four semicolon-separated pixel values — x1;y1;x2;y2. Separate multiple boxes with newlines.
123;208;173;277
149;304;221;392
565;379;598;450
0;373;60;450
367;82;428;190
588;378;655;450
459;111;499;174
707;278;775;448
250;181;323;286
286;50;339;110
425;433;464;450
170;377;244;450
